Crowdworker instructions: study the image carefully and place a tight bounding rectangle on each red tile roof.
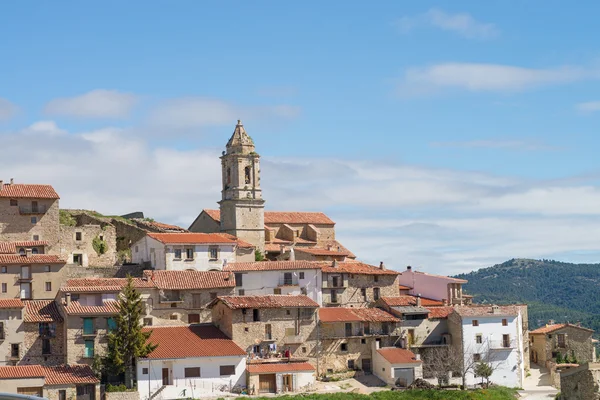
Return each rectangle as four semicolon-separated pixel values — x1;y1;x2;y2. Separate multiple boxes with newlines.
0;299;25;309
0;365;44;379
530;323;594;335
147;232;239;245
0;241;49;254
143;325;246;359
24;300;63;322
381;296;444;307
0;254;65;264
144;270;235;290
427;306;454;319
0;183;59;199
295;248;350;256
247;362;315;374
413;270;468;284
398;285;411;290
62;277;155;293
453;305;519;317
319;307;399;323
214;295;319;309
216;233;255;248
63;301;119;315
43;365;99;385
203;209;335;225
225;261;322;272
376;348;421;365
321;261;399;275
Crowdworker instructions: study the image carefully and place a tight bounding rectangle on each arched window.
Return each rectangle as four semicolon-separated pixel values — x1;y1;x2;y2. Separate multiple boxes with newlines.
19;248;25;256
245;166;251;184
226;168;231;185
31;248;39;255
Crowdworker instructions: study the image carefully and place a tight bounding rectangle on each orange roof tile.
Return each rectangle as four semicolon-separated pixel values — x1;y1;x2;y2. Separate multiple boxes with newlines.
62;278;155;293
144;270;235;290
0;241;49;254
216;233;255;248
0;299;25;309
143;325;246;359
295;248;350;256
0;183;59;199
214;295;319;309
530;323;594;335
453;305;519;317
43;365;99;385
398;285;411;290
321;261;399;276
203;209;221;222
376;348;421;365
225;261;322;272
147;232;238;245
0;365;44;379
319;308;399;323
203;209;335;225
24;300;63;322
63;301;119;315
247;362;315;374
414;270;468;284
427;306;454;319
381;296;444;307
0;254;64;264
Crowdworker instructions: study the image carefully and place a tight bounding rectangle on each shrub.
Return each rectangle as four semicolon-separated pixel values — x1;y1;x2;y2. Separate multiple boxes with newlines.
105;384;128;392
92;236;107;255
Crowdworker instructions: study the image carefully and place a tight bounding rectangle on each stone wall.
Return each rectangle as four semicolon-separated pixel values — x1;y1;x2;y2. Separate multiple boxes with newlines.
319;336;397;374
65;314;111;365
104;390;140;400
21;321;65;366
322;273;399;307
110;218;147;252
188;212;220;234
60;217;117;267
560;362;600;400
65;264;147;279
0;198;60;253
532;325;594;366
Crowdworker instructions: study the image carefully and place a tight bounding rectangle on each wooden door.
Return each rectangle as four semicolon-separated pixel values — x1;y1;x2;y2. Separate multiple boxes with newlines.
282;374;293;392
162;368;170;385
362;358;372;373
18;387;43;397
259;374;276;393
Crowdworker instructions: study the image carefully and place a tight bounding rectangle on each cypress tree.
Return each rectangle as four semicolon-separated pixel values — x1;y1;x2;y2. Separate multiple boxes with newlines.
105;275;157;388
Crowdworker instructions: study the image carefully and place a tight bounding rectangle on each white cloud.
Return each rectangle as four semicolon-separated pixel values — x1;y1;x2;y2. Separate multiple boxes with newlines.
399;63;595;95
397;8;498;39
575;101;600;113
431;139;559;151
44;89;138;118
147;97;300;129
0;98;18;120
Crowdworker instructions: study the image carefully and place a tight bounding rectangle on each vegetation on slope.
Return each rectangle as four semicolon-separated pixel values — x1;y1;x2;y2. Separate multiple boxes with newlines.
455;258;600;333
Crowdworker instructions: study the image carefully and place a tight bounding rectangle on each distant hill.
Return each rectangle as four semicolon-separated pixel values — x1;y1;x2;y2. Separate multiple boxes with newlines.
454;258;600;335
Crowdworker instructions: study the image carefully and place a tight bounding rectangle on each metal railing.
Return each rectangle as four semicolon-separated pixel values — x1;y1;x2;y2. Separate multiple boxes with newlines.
278;276;299;286
19;205;47;214
159;293;184;303
322;329;397;339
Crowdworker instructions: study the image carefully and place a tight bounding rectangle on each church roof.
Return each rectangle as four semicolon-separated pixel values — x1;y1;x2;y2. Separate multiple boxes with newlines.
202;209;335;225
226;120;255;154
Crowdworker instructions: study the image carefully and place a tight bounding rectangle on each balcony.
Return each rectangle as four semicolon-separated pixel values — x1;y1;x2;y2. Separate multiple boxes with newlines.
19;205;47;215
18;273;32;282
490;339;517;350
159;292;184;303
19;291;33;300
323;278;347;289
278;276;299;286
322;329;397;340
81;329;97;337
283;335;304;344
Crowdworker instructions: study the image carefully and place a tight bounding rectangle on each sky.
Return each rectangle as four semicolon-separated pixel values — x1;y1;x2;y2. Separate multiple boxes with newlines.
2;1;600;275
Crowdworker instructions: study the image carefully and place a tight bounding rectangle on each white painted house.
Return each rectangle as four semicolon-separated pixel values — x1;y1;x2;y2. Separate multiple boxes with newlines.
372;344;423;387
224;261;323;306
131;232;245;271
397;266;469;305
137;325;247;400
449;305;526;389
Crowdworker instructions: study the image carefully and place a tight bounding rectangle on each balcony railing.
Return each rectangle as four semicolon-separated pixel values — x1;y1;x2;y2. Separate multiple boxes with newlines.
20;291;33;300
490;339;517;350
19;205;47;214
159;293;184;303
322;329;398;339
278;276;299;286
283;335;304;344
18;273;32;281
323;279;347;289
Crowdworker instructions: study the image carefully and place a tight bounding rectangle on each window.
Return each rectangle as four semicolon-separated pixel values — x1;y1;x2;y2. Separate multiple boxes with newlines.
31;217;37;224
286;309;291;315
209;246;218;260
10;199;17;206
332;276;340;287
473;353;481;362
331;290;338;303
220;365;236;376
502;319;508;326
45;282;52;292
283;272;293;285
1;266;5;273
531;336;535;344
234;273;243;287
245;166;252;184
226;168;231;185
374;275;379;283
253;309;260;322
273;288;281;295
39;322;56;337
373;287;380;301
476;334;482;344
59;390;66;400
107;318;117;331
361;339;366;344
361;288;367;301
244;327;249;332
185;248;194;260
0;322;4;340
73;254;82;265
33;235;39;241
188;314;200;324
302;308;313;319
503;334;511;348
348;359;355;369
238;289;245;295
2;283;6;293
472;320;479;327
75;232;82;241
10;343;19;358
143;318;153;326
42;339;51;354
302;347;307;353
341;343;348;352
184;367;201;378
265;324;272;340
142;368;148;375
299;272;305;279
31;248;39;254
83;318;94;335
43;265;50;272
84;340;94;357
241;308;247;315
174;249;182;259
169;314;178;320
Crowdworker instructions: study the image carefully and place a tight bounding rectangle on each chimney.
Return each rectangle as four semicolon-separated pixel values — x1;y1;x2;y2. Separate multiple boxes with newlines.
416;294;422;307
10;178;13;185
492;305;500;314
375;339;381;349
415;354;421;361
65;293;71;306
379;262;386;270
0;180;3;187
442;299;447;306
406;266;412;271
549;319;555;325
332;260;338;268
289;247;295;261
223;259;228;267
25;248;32;258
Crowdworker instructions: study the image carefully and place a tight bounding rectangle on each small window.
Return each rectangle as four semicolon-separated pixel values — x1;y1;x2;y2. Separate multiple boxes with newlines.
244;166;252;184
234;273;243;287
174;249;182;259
143;318;152;326
31;217;37;224
241;308;247;315
58;390;66;400
184;367;201;378
31;248;39;254
32;235;39;241
209;246;218;260
142;368;148;375
238;289;245;295
244;327;249;332
302;347;307;353
73;254;83;265
476;334;482;344
273;288;282;295
253;309;260;322
341;343;348;352
43;265;50;273
373;287;380;301
10;199;17;206
135;246;139;253
185;248;194;260
1;283;6;293
220;365;235;376
374;275;379;283
169;314;178;320
348;359;355;369
361;338;366;344
286;309;291;315
42;339;51;354
10;343;19;358
299;272;305;279
107;317;117;331
301;287;307;295
1;266;6;273
45;282;51;292
331;290;338;303
75;232;82;241
502;319;508;326
188;314;200;324
361;288;367;301
473;353;481;362
472;320;479;327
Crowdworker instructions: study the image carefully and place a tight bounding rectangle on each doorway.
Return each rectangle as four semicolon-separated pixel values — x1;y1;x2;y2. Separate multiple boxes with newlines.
362;358;372;373
259;374;276;393
162;368;170;385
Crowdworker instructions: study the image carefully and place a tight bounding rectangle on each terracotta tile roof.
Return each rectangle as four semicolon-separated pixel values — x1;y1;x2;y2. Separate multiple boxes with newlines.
530;323;594;335
0;183;59;199
295;248;349;256
247;362;315;374
398;285;411;290
427;306;454;319
453;305;519;317
62;278;155;293
264;243;286;253
203;209;335;225
143;325;246;359
216;233;255;248
0;254;65;264
319;307;399;323
63;300;119;315
413;270;468;284
0;241;49;254
213;295;319;309
321;261;399;275
381;296;444;307
0;365;44;379
376;348;421;365
147;232;239;245
43;365;99;385
133;219;188;232
24;300;63;322
225;261;322;272
0;299;25;309
144;270;235;290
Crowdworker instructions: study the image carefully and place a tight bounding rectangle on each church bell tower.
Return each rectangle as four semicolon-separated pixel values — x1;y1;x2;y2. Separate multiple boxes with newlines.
218;120;265;253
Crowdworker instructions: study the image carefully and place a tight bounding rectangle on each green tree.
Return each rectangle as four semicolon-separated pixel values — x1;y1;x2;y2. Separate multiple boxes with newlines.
474;362;494;387
104;276;157;388
255;250;265;261
556;353;564;364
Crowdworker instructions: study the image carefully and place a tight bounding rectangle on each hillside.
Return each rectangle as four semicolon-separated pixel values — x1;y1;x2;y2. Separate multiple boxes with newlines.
454;258;600;334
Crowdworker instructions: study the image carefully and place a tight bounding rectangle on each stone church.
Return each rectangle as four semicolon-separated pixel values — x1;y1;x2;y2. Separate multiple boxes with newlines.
189;120;355;261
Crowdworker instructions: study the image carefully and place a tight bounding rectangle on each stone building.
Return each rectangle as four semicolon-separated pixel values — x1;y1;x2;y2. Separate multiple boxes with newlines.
560;362;600;400
210;295;319;361
246;361;316;394
0;299;25;366
0;253;66;301
321;261;400;307
530;323;596;367
21;300;64;366
318;307;400;375
0;181;61;251
59;210;117;267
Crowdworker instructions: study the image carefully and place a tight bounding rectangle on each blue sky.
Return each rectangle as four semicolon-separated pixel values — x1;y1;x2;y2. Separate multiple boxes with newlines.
2;1;600;274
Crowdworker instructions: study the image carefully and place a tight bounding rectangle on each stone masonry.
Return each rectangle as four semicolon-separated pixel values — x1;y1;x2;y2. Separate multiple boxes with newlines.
321;272;399;307
21;321;65;366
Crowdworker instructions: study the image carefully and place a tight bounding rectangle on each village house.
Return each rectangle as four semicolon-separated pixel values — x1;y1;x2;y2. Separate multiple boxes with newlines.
372;344;423;387
529;322;596;366
224;261;323;305
0;299;25;366
210;295;319;361
131;232;254;271
21;300;65;366
559;361;600;400
246;361;316;395
321;261;400;307
137;324;247;400
448;305;527;388
397;266;471;306
0;252;66;301
318;307;400;375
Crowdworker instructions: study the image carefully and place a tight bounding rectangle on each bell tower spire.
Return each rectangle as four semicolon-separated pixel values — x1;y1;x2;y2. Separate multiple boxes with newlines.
218;120;265;253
